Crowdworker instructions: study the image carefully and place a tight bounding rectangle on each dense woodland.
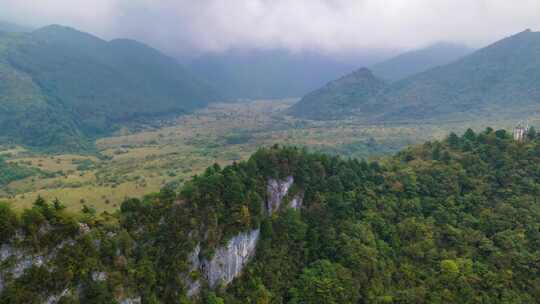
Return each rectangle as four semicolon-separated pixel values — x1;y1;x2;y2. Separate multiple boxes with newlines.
1;128;540;303
0;156;37;187
0;25;218;151
291;29;540;122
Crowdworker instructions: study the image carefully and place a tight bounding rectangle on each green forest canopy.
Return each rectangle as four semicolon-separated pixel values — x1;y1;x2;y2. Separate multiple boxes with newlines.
1;127;540;303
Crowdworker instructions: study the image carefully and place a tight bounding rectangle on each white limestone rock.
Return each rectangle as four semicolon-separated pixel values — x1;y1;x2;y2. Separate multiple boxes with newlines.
43;288;71;304
202;229;260;288
267;176;294;214
120;297;142;304
290;193;303;210
0;244;15;262
185;244;201;297
91;271;107;282
78;223;90;234
187;279;201;298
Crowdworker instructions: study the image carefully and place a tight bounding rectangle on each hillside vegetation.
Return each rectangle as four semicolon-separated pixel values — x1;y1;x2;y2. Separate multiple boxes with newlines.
289;68;386;120
0;25;219;150
0;157;38;187
4;100;516;213
1;128;540;303
291;30;540;122
371;42;472;82
0;21;30;33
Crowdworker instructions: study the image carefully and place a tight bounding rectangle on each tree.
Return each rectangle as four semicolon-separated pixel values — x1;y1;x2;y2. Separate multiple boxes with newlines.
33;195;47;209
53;198;66;211
0;202;18;243
463;128;476;141
495;129;507;139
207;292;224;304
81;205;96;216
448;133;460;148
432;145;441;161
289;260;358;304
527;126;536;140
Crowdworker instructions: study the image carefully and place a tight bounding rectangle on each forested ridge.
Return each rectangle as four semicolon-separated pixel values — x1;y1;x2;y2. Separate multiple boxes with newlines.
1;127;540;303
291;29;540;121
0;25;219;151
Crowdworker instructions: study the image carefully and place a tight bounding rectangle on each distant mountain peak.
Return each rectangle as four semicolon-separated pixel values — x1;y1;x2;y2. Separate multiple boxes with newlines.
32;24;105;44
348;67;375;78
370;42;473;81
0;23;220;150
509;28;534;38
0;20;31;33
332;67;378;85
292;28;540;122
290;67;386;119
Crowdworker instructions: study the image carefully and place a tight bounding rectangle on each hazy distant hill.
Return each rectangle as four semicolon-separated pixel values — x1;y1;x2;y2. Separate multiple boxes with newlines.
0;25;219;150
0;21;31;33
187;49;360;100
371;42;472;81
291;30;540;121
289;68;386;119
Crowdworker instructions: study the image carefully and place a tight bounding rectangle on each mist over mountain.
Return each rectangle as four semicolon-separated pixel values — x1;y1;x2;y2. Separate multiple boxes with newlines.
1;2;540;303
291;30;540;121
187;49;388;100
371;42;473;81
0;21;31;33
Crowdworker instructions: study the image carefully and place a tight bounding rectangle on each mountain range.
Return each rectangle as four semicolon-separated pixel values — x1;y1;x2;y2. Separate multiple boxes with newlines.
187;49;362;100
0;25;219;150
0;21;30;33
370;42;472;81
290;29;540;121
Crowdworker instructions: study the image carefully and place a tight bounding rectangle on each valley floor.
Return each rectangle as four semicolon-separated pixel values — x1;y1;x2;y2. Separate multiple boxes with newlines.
0;99;534;213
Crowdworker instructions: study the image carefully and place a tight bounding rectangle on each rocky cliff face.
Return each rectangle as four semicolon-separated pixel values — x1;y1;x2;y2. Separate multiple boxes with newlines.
185;176;300;296
119;297;142;304
186;229;261;294
0;243;45;294
267;176;294;214
203;229;260;288
1;176;300;300
290;193;303;210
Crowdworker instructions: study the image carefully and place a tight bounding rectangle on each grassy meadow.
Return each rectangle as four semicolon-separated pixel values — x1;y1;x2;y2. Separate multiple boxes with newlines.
0;99;535;213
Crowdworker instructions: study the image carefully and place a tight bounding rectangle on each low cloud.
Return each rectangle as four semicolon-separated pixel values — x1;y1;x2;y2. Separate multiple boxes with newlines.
1;0;540;55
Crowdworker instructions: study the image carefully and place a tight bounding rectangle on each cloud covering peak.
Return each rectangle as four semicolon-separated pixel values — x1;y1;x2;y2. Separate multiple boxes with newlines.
2;0;539;55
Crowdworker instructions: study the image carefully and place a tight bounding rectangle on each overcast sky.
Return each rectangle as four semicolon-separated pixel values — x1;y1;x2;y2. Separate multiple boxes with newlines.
1;0;540;56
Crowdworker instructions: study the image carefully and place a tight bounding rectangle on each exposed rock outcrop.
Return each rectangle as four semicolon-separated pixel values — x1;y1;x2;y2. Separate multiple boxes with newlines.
267;176;294;214
187;229;261;295
91;271;107;282
202;229;260;288
186;244;201;297
185;176;299;295
43;288;71;304
119;297;142;304
290;193;303;210
0;244;44;279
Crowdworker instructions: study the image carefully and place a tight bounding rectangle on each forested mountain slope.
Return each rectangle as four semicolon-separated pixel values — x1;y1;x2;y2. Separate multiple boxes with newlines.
371;42;472;82
291;30;540;121
289;68;387;119
1;128;540;303
0;21;30;33
0;25;219;150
